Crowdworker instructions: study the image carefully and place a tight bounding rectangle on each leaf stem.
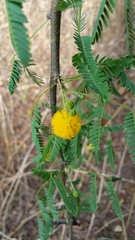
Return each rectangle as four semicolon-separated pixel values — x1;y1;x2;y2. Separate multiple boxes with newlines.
31;84;55;120
28;19;49;41
36;182;46;199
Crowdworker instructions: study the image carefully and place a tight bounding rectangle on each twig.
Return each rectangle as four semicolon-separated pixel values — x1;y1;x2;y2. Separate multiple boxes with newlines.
85;154;108;240
125;187;135;232
0;231;16;240
69;216;73;240
50;0;61;116
94;210;135;236
121;217;127;240
103;146;127;216
60;225;66;240
9;210;41;238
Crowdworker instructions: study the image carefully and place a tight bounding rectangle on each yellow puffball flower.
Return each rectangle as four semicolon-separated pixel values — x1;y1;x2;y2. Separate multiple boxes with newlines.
51;109;82;140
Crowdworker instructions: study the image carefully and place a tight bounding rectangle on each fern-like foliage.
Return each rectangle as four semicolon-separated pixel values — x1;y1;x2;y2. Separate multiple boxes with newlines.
35;137;52;164
49;137;64;162
31;106;44;155
26;68;45;86
98;55;135;79
106;180;122;221
79;192;92;213
88;105;105;153
72;4;86;34
125;0;135;55
38;216;45;240
69;133;82;167
91;0;116;43
8;59;22;95
101;124;123;135
58;0;82;11
97;55;135;95
88;173;97;214
93;151;105;164
53;178;78;217
45;182;59;222
4;0;31;66
38;199;53;240
42;102;60;112
38;183;59;240
40;124;50;138
84;100;112;120
32;168;59;181
118;72;135;95
106;140;116;171
123;112;135;164
72;4;110;100
72;36;110;100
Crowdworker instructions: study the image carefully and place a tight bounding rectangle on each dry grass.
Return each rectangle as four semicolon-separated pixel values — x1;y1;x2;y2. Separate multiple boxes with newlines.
1;0;135;239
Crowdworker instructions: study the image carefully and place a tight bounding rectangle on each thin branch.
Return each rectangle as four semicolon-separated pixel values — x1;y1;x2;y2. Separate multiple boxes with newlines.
50;2;75;239
50;0;61;116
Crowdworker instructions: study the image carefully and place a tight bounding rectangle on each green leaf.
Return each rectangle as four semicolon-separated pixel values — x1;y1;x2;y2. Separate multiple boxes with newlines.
42;103;60;112
88;105;105;153
58;0;82;11
118;72;135;95
49;137;63;162
38;200;53;239
111;176;121;182
88;173;97;214
5;0;31;66
123;112;135;164
106;180;122;221
38;137;53;164
91;0;116;43
111;83;122;97
125;0;135;55
72;35;110;100
45;188;59;222
79;192;92;213
69;132;82;167
93;151;104;164
32;168;59;181
8;59;22;95
84;100;112;120
38;216;45;240
98;55;135;79
40;124;50;138
72;5;86;34
31;106;44;155
53;178;78;217
45;183;59;222
101;125;123;135
26;68;45;86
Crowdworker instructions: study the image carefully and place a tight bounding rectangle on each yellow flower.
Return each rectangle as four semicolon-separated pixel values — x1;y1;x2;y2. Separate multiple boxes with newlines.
86;143;94;151
45;152;50;162
51;109;82;140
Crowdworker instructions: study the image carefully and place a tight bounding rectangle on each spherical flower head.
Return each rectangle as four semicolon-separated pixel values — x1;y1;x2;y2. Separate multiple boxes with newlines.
51;109;82;140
